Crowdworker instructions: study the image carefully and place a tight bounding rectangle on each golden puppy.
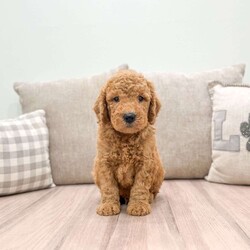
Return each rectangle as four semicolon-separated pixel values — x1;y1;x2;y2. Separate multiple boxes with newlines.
93;70;165;216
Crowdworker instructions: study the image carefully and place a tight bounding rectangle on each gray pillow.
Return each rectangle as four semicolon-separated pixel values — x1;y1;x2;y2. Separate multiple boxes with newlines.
142;64;245;179
0;110;54;195
14;65;128;184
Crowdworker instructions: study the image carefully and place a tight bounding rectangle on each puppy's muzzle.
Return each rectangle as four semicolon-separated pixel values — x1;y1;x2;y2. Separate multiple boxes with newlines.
123;112;136;124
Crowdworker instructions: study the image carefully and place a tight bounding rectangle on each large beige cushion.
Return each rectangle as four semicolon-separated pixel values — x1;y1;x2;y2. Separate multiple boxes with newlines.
143;64;245;179
14;65;128;184
205;82;250;185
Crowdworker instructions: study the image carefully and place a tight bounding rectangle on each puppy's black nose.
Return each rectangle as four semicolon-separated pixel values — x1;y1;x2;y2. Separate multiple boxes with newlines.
123;112;136;124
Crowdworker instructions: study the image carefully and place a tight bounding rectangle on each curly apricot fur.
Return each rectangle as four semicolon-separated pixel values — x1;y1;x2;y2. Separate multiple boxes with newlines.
93;70;165;216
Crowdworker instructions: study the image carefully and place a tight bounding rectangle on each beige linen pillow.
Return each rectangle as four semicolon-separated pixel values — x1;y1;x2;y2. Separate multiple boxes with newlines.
205;82;250;185
14;65;128;185
142;64;245;179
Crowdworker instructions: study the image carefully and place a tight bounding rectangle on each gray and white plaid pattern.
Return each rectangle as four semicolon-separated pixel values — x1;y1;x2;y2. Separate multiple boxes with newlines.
0;110;54;196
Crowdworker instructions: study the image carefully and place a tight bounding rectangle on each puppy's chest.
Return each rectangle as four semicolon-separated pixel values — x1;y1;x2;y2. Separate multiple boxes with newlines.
111;143;143;188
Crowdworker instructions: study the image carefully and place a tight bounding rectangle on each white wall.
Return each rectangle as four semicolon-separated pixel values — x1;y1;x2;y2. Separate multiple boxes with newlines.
0;0;249;119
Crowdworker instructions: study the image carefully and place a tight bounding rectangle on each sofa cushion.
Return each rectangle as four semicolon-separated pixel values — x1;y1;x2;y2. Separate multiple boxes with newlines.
14;65;128;185
142;64;245;179
205;82;250;185
0;110;54;195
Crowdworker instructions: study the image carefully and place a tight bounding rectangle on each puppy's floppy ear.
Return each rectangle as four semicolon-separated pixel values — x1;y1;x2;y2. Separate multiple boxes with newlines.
93;86;110;124
147;80;161;125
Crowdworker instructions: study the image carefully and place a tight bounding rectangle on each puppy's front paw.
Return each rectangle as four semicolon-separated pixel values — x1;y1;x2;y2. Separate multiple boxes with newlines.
96;202;120;216
127;202;151;216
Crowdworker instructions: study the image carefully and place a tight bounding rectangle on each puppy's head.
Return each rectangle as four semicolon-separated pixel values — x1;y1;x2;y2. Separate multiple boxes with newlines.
94;70;161;134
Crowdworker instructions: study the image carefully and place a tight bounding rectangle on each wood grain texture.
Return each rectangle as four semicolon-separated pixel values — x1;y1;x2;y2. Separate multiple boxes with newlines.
0;180;249;250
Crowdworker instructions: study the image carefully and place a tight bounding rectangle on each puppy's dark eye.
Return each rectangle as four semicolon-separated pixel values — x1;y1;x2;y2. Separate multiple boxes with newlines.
113;96;119;102
138;96;144;102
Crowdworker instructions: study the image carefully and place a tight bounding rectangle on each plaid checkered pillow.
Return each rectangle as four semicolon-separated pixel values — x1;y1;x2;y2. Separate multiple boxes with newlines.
0;110;54;195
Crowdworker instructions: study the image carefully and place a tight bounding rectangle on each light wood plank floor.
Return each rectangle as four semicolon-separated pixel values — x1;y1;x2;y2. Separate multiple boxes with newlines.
0;180;249;250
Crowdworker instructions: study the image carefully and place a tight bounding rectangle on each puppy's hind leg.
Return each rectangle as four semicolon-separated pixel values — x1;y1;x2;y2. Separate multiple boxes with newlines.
150;165;165;203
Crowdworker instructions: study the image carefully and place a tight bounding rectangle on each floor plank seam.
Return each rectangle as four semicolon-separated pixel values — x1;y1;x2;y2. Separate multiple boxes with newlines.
191;181;250;246
103;212;120;250
162;186;186;249
51;188;96;250
234;221;250;240
0;188;59;234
